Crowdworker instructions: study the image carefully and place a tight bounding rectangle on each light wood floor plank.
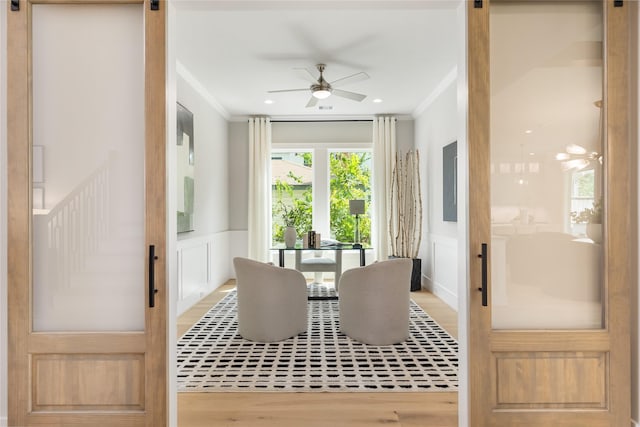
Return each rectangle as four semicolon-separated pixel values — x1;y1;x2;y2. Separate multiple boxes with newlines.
177;281;459;427
177;281;235;338
179;392;457;427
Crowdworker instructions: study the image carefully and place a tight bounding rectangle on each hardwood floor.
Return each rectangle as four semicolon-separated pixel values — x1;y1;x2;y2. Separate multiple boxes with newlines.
177;280;459;427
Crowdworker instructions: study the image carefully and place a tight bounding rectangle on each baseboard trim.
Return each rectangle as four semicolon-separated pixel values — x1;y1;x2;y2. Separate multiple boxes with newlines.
423;275;458;310
632;418;639;427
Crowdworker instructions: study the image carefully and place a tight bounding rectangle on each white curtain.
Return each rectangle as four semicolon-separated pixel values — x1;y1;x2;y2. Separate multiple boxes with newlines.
247;117;272;262
372;116;396;260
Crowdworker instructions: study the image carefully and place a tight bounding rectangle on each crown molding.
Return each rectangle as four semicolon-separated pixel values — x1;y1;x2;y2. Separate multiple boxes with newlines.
412;66;457;118
176;61;230;120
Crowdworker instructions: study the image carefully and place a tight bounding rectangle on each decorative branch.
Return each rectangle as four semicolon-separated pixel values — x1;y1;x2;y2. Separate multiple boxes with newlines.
388;156;397;256
389;150;423;258
413;150;423;258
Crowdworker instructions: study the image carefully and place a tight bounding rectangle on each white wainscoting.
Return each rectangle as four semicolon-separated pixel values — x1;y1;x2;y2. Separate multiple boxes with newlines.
424;234;458;310
177;231;232;316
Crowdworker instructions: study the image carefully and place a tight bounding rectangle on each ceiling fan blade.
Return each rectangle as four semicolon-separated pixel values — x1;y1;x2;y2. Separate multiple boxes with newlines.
331;89;366;102
306;97;319;108
267;88;310;93
330;72;369;88
294;67;319;84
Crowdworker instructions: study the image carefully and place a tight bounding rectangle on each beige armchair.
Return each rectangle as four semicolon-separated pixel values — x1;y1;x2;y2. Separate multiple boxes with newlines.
233;257;307;342
338;258;413;345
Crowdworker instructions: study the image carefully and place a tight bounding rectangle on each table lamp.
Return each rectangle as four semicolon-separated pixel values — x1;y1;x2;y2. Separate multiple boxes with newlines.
349;200;365;247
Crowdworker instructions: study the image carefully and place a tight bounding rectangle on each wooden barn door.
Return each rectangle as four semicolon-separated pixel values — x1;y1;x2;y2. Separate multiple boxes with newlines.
468;1;631;425
7;1;167;425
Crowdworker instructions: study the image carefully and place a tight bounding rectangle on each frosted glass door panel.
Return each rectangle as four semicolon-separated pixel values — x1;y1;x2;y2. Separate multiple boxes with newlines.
490;2;603;329
32;5;145;331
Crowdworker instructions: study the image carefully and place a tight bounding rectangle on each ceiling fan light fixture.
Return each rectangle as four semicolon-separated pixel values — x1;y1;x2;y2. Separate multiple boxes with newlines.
269;64;369;106
566;144;587;155
312;89;331;99
561;158;590;171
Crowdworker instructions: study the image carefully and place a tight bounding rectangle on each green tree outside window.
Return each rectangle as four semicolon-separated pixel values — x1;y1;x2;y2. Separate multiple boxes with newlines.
330;152;371;244
271;151;372;245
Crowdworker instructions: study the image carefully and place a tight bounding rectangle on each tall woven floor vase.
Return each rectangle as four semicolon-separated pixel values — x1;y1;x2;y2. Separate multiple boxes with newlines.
410;258;422;291
388;256;422;292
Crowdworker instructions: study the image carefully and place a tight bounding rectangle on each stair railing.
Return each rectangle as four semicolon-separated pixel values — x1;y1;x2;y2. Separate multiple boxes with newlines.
46;152;114;288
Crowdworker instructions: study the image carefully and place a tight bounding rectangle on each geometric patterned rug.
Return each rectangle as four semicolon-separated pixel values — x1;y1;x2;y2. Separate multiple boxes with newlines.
177;283;458;392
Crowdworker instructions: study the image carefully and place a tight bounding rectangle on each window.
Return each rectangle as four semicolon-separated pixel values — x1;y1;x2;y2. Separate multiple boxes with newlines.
329;151;372;244
569;168;595;236
271;151;313;244
270;148;372;245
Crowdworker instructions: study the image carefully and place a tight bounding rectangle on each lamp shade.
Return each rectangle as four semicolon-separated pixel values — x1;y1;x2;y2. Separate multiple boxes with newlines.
349;200;365;215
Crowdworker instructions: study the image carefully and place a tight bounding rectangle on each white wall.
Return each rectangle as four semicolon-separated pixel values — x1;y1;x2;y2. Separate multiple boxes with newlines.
175;73;231;315
227;121;249;272
272;120;372;145
396;119;415;153
228;121;249;232
414;81;459;309
177;75;229;237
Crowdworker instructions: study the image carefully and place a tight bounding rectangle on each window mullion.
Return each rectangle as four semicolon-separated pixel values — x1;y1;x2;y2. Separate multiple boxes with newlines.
313;147;330;237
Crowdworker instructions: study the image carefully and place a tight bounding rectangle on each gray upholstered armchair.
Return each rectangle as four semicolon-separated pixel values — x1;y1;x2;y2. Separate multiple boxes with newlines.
338;258;413;345
233;257;307;342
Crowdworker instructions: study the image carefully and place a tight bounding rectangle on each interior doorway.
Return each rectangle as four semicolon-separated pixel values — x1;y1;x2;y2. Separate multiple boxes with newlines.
168;1;469;426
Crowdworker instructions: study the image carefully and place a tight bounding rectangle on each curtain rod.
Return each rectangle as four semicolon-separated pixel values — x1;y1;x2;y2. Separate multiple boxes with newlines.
270;119;374;123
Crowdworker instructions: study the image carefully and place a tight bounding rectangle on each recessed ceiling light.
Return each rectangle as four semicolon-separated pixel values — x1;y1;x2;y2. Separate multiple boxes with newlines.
373;98;383;103
264;99;274;105
524;129;533;134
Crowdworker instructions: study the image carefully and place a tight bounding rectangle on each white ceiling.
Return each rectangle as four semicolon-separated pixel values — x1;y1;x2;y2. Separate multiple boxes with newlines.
175;1;460;120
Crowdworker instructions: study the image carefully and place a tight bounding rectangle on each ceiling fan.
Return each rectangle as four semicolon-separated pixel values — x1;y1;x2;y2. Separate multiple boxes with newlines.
555;100;603;171
268;64;369;108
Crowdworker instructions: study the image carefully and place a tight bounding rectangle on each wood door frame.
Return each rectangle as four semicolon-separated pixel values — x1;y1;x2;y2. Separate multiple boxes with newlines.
467;0;491;423
6;1;167;425
145;1;168;425
6;1;30;422
468;0;631;425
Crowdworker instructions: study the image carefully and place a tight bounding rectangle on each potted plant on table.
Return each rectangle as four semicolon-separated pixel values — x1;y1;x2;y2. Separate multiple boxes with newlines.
276;201;299;248
570;199;602;243
389;149;423;291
